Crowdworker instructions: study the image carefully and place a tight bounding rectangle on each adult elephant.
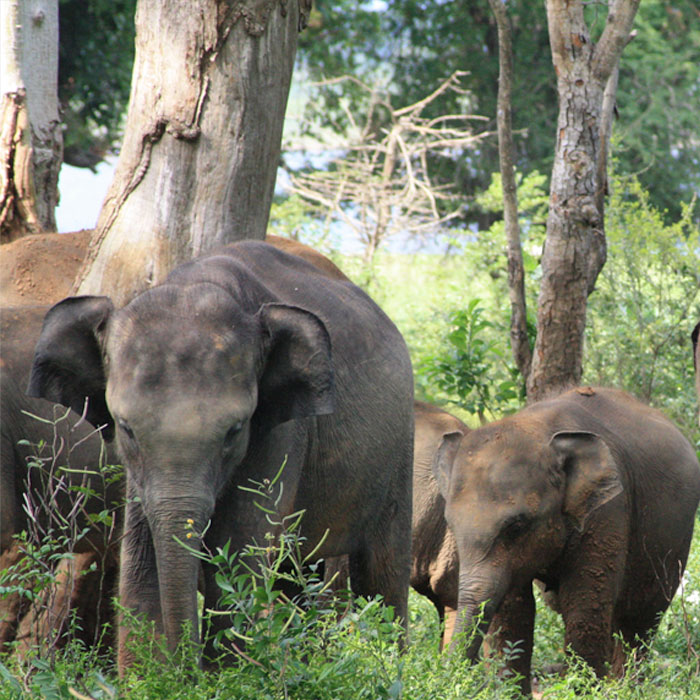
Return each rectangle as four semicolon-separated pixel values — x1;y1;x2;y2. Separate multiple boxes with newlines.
432;386;700;695
0;305;121;653
28;240;414;670
0;230;344;307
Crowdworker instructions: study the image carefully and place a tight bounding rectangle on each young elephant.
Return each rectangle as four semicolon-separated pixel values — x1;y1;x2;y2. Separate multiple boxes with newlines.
1;306;122;653
433;387;700;695
410;401;464;648
326;401;465;648
28;240;414;670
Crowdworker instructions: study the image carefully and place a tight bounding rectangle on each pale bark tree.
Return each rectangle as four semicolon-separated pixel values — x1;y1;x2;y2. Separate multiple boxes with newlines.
0;0;62;242
73;0;311;305
525;0;639;400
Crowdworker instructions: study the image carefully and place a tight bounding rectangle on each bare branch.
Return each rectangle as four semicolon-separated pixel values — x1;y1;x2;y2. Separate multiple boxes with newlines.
283;73;489;263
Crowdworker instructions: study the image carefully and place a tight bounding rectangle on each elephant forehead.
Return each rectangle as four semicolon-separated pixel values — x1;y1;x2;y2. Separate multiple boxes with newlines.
108;317;259;387
459;435;554;494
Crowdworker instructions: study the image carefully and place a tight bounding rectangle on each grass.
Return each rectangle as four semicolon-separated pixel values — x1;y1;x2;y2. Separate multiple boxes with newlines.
3;516;700;699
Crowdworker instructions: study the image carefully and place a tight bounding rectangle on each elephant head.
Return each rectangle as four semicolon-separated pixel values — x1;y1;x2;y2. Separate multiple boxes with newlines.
28;285;335;654
432;420;623;659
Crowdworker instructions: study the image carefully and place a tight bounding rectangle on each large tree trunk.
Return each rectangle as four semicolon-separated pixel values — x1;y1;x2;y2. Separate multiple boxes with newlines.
0;0;62;242
526;0;639;401
73;0;311;305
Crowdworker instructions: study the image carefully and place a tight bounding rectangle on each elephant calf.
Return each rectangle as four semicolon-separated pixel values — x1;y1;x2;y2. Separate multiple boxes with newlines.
1;306;122;653
409;401;464;648
325;400;465;648
432;386;700;695
28;240;414;671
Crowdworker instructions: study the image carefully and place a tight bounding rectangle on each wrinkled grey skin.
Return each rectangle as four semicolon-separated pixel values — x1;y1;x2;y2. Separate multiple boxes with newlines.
28;241;414;670
433;387;700;695
1;306;121;649
692;322;700;426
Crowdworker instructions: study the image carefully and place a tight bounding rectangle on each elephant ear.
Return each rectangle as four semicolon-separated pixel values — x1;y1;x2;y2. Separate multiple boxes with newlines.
27;296;115;440
255;302;335;428
550;431;623;532
692;323;700;426
692;321;700;373
432;430;466;498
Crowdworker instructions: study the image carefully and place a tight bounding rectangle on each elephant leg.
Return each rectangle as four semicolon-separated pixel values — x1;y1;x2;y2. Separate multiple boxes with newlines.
117;493;163;674
0;542;27;652
15;554;88;657
348;498;411;631
483;583;535;696
557;538;625;678
441;605;457;651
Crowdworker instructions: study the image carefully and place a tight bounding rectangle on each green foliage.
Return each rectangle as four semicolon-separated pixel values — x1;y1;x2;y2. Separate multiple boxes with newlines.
584;170;700;439
296;0;700;224
4;475;700;697
420;299;521;421
59;0;136;168
615;1;700;222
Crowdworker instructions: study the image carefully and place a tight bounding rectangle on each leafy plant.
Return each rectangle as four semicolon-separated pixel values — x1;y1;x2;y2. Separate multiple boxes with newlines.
0;409;122;668
420;299;521;422
584;169;700;440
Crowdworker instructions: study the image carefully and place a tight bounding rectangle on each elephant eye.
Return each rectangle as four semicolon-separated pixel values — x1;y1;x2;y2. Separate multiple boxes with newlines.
501;514;530;541
223;421;244;452
117;418;136;443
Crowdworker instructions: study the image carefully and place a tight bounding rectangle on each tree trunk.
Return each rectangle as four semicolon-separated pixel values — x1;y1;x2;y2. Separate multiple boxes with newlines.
73;0;311;305
487;0;531;380
526;0;639;401
0;0;62;242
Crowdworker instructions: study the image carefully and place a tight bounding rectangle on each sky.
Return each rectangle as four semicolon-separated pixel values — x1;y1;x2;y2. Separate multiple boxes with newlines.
55;158;115;233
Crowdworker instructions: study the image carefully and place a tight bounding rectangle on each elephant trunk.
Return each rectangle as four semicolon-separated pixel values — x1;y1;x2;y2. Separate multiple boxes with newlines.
450;562;509;661
147;496;213;656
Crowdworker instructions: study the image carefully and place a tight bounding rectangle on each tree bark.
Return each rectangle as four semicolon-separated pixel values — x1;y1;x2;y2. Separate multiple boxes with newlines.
487;0;531;380
526;0;639;401
0;0;62;242
73;0;311;305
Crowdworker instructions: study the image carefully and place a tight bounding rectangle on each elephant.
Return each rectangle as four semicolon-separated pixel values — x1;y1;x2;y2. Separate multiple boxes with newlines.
325;400;465;649
0;230;91;306
409;401;463;648
0;305;122;653
432;386;700;695
0;230;345;308
27;239;415;670
1;232;346;653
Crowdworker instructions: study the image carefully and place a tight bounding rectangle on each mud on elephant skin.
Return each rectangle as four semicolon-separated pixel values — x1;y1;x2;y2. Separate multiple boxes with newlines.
28;240;415;671
433;386;700;695
0;305;122;654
